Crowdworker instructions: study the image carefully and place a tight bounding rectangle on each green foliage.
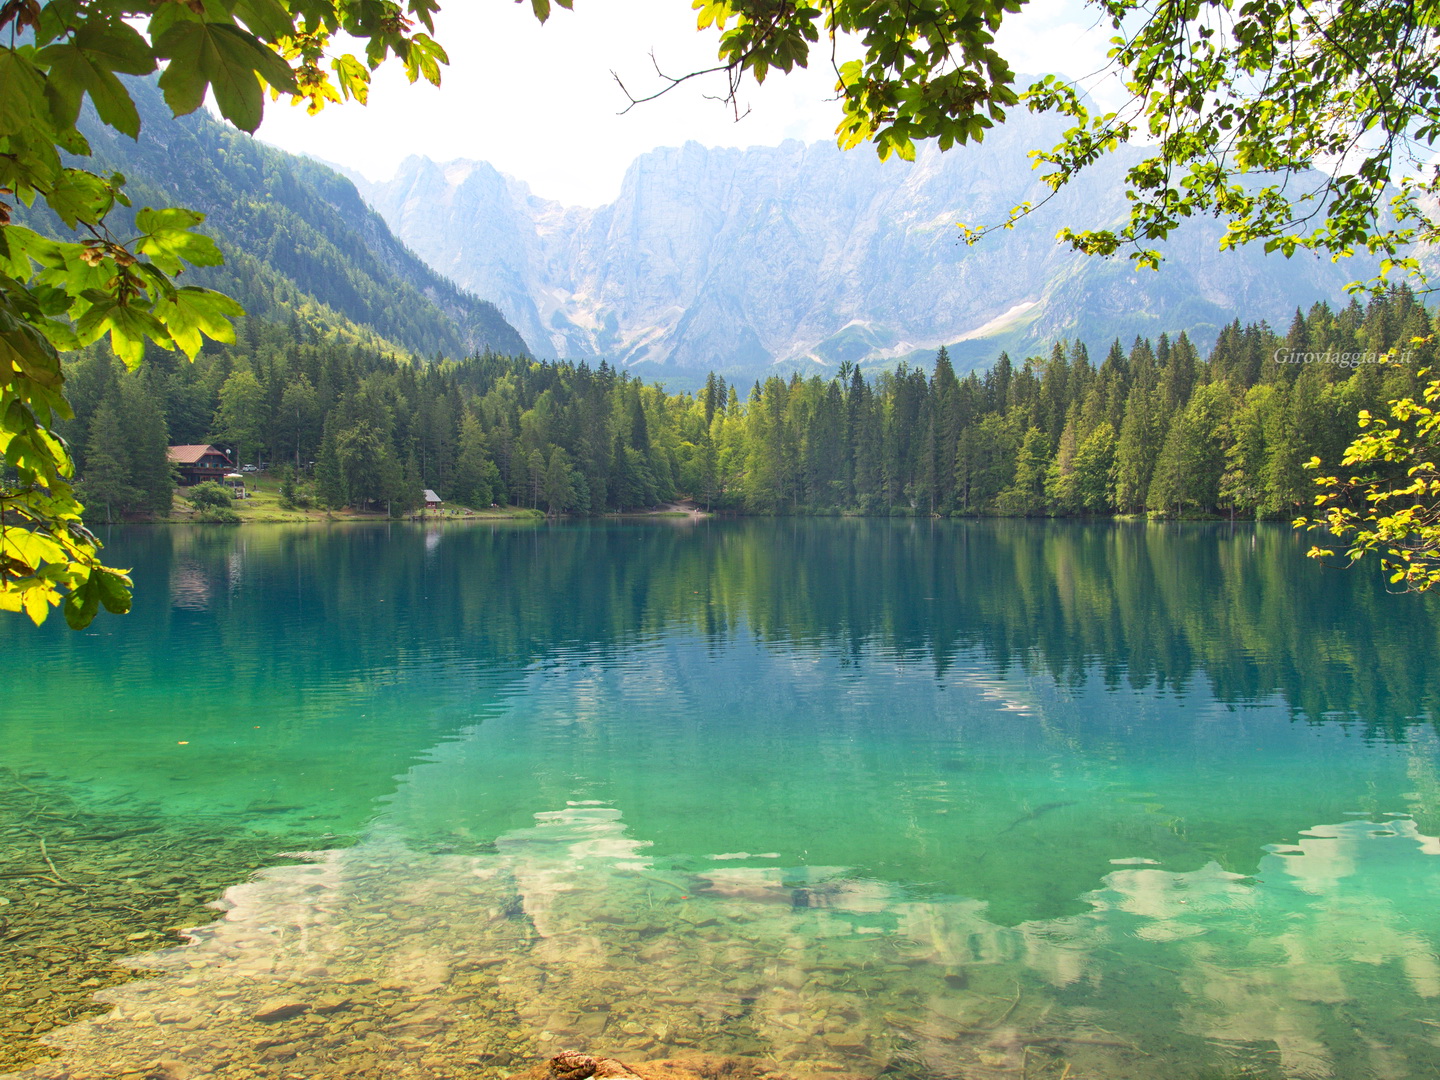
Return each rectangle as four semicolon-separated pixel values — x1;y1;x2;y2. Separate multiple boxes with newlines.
1299;359;1440;592
1071;422;1117;513
685;1;1439;288
187;481;235;510
60;350;172;521
453;409;499;508
10;0;1440;626
214;369;266;466
1146;383;1231;514
695;0;1021;163
278;375;320;473
541;446;580;514
13;0;1436;628
1001;427;1051;514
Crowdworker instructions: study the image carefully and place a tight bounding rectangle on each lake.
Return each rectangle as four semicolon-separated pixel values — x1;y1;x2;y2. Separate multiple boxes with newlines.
2;519;1439;1080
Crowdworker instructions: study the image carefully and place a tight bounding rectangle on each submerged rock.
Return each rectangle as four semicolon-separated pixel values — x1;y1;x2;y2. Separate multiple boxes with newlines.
252;1000;309;1023
510;1049;849;1080
545;1050;639;1079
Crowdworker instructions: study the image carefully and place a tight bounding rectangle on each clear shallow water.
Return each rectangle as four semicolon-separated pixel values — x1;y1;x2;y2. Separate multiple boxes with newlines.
2;519;1440;1079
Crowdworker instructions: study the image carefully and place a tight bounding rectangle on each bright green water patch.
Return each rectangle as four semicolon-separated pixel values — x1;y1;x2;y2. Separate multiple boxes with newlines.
2;519;1439;1079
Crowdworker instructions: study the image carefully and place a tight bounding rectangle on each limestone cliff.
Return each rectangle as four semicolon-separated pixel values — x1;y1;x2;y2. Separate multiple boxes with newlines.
358;119;1368;377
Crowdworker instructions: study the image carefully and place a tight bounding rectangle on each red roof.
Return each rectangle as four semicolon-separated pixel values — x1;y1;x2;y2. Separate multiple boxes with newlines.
167;444;231;465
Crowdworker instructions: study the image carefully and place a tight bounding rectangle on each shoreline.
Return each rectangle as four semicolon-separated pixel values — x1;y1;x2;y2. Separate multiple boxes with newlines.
86;475;1282;527
95;496;718;527
96;505;1274;527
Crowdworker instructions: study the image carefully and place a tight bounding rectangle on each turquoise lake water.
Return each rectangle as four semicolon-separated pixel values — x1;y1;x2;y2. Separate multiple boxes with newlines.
2;519;1440;1079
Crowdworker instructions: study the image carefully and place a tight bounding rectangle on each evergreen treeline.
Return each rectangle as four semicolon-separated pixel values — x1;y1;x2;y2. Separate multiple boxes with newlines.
64;288;1434;520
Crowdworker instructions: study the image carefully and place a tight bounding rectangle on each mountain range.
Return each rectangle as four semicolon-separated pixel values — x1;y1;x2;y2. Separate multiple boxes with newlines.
30;78;1377;384
354;112;1371;382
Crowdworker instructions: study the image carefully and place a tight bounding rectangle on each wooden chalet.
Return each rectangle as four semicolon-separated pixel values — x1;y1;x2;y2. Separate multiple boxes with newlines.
168;445;234;486
423;489;443;510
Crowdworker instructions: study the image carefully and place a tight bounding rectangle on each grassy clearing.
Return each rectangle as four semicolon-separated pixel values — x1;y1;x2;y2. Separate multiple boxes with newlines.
163;473;542;524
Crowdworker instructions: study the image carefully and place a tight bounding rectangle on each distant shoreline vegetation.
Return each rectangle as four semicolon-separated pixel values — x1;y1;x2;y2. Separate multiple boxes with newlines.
65;286;1432;524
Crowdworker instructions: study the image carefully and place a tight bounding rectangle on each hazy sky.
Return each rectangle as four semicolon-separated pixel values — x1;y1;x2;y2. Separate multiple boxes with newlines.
253;0;1118;207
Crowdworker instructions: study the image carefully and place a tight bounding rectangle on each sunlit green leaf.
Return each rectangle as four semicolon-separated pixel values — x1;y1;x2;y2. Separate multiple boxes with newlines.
134;206;225;272
94;568;133;614
232;0;295;42
153;285;244;357
0;49;47;137
62;575;100;630
155;20;298;131
44;168;115;229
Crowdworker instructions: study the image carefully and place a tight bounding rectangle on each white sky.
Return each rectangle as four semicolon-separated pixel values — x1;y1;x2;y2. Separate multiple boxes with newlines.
252;0;1119;207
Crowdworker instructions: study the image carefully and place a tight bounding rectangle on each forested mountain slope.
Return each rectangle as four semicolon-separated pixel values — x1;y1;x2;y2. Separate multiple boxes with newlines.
27;78;530;360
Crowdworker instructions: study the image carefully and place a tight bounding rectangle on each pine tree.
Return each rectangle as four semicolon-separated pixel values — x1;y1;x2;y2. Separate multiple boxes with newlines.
527;449;545;508
1113;385;1166;511
1147;383;1230;513
80;401;139;523
1219;389;1267;517
454;410;498;508
213;368;267;467
1044;413;1081;512
929;346;961;512
541;447;579;513
1000;427;1051;514
1071;422;1117;511
278;374;321;474
118;376;176;515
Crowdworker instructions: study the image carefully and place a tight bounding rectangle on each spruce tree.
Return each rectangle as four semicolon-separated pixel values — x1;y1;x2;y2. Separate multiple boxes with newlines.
119;376;176;515
80;401;139;524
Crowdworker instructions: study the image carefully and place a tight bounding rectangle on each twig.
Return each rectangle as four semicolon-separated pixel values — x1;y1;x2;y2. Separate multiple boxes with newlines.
995;982;1023;1026
633;872;688;894
39;837;69;883
27;836;100;889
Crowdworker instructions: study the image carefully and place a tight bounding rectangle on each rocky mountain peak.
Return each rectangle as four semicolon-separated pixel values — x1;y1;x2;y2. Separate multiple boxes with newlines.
356;117;1369;382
